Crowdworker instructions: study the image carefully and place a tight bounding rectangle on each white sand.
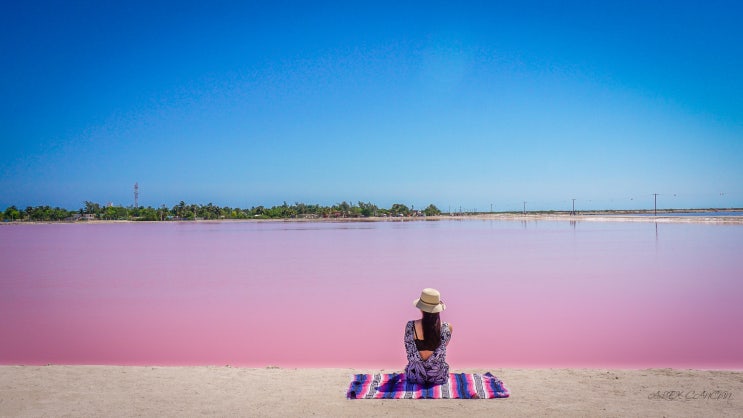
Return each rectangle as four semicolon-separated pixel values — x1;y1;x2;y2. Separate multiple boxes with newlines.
1;366;741;417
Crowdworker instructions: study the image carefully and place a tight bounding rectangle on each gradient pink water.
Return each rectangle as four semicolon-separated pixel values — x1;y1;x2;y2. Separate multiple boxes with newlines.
1;220;741;369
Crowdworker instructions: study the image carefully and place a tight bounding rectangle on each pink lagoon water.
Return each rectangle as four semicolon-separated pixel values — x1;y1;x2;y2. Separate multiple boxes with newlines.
1;220;742;369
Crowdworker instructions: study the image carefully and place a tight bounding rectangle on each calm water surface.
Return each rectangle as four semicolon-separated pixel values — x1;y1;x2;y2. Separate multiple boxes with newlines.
1;220;741;369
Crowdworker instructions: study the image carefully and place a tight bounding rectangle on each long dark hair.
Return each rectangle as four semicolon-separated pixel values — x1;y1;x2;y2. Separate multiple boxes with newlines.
421;311;441;350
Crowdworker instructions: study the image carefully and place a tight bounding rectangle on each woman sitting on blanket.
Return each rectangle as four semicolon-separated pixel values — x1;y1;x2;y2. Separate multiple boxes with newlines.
404;288;453;385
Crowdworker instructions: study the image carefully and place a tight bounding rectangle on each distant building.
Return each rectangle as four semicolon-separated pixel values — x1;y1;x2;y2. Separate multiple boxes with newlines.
70;214;96;221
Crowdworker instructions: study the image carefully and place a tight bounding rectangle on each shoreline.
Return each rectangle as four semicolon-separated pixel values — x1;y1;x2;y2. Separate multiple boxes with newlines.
4;210;743;225
1;366;740;416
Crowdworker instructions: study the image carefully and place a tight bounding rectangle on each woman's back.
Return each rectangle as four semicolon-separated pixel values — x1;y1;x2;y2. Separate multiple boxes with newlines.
404;319;451;385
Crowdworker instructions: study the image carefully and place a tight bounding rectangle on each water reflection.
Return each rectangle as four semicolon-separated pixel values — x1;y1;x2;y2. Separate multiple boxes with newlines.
655;222;659;243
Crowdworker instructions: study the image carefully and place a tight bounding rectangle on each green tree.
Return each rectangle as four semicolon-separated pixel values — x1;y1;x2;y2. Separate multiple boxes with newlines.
158;205;169;221
390;203;410;216
3;205;21;221
423;204;442;216
52;207;73;220
83;201;101;216
337;201;351;216
135;206;159;221
358;201;378;217
103;206;118;220
173;201;186;219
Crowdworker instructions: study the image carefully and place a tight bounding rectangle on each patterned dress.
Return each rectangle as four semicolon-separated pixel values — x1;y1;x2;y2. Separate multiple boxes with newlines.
404;320;451;385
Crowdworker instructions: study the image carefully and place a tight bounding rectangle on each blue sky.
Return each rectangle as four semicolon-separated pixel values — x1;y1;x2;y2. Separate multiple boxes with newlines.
1;1;741;211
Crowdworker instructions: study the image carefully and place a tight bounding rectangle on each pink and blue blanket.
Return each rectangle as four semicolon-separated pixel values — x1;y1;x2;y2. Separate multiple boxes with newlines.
347;372;510;399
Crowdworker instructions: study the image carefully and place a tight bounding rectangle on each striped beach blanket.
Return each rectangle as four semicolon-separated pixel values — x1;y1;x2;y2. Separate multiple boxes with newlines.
347;372;510;399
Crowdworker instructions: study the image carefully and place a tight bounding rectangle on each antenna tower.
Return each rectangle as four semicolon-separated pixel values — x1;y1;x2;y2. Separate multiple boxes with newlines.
134;182;139;208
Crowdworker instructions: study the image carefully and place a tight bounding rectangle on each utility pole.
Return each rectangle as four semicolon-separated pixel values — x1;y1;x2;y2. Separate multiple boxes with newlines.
653;193;659;216
572;198;576;216
523;201;526;215
490;203;493;213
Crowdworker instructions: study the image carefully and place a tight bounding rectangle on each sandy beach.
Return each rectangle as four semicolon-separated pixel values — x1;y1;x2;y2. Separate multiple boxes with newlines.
1;366;740;417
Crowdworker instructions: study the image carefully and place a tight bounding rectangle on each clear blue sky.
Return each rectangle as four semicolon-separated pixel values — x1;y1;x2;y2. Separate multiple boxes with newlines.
2;1;741;211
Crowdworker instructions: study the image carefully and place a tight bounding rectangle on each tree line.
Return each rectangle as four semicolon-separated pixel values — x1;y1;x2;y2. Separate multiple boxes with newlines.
2;201;442;222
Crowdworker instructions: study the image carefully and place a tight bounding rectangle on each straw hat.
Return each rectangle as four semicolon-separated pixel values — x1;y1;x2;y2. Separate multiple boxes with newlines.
413;288;446;313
